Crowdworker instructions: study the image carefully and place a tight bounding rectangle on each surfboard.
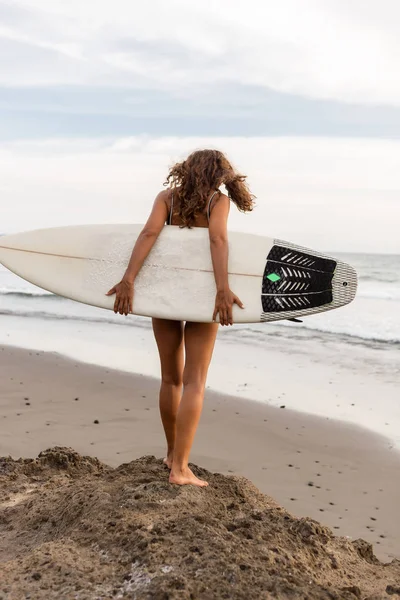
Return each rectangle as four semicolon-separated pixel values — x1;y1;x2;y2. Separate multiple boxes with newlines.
0;225;357;323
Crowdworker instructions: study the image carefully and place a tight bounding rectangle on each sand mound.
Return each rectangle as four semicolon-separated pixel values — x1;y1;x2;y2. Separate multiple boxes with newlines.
0;447;399;599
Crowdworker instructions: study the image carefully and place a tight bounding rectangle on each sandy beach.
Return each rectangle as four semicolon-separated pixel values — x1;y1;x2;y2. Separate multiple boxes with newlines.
1;344;399;563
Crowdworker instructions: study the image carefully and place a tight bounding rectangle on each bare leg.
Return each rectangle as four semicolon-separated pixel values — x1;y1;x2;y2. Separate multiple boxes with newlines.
152;318;184;468
169;321;218;487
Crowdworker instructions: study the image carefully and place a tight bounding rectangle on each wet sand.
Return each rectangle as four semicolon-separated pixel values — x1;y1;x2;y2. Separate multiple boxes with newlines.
1;344;399;562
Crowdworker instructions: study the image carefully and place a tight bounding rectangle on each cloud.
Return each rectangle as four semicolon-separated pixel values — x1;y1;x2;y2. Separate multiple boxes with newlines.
1;2;398;256
1;82;400;140
1;135;399;253
1;0;400;105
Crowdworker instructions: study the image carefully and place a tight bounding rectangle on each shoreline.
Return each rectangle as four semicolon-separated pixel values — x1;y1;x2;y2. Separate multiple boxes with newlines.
1;344;399;562
1;313;399;451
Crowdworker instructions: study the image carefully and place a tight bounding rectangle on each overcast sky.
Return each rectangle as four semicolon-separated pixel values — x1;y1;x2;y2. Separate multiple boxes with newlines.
1;0;399;253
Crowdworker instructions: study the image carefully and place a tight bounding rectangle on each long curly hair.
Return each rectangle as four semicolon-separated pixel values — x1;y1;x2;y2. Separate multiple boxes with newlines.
164;149;255;227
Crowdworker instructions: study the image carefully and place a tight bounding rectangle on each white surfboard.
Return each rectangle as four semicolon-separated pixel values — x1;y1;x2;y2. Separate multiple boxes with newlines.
0;225;357;323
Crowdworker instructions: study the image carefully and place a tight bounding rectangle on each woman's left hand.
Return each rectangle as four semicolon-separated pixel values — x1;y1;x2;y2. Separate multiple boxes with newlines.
106;279;134;315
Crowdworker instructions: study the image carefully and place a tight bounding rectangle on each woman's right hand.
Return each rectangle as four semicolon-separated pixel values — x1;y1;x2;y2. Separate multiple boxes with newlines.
106;278;134;315
212;288;244;326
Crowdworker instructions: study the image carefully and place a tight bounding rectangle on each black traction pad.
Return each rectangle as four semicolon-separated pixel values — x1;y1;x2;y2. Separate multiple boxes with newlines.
262;245;336;313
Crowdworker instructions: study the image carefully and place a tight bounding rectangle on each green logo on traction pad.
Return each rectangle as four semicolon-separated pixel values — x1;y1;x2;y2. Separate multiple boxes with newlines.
266;273;281;282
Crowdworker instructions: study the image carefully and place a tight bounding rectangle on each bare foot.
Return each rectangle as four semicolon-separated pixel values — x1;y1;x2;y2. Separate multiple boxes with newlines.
163;454;173;470
169;466;208;487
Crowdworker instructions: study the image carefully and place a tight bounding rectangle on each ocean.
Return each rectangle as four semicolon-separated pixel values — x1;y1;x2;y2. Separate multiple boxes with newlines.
1;252;399;345
0;251;399;447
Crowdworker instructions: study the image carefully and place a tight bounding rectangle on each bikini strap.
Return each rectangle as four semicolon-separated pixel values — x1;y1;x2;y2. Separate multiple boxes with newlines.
207;190;219;222
169;191;174;225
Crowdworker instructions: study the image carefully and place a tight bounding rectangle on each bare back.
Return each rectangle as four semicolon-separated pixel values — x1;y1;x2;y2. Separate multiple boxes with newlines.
166;189;220;228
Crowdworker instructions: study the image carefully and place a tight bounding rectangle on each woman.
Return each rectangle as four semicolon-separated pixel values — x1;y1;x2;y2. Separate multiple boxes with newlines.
106;149;254;487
